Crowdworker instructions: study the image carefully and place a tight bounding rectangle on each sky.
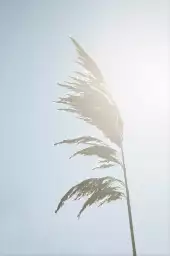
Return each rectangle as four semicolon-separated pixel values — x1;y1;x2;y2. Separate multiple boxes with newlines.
0;0;169;255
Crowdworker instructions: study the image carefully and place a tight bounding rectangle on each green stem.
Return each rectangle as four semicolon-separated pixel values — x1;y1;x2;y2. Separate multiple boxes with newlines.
121;145;137;256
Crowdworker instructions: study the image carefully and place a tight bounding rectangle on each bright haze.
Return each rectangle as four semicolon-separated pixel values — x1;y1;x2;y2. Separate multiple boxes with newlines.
0;0;169;255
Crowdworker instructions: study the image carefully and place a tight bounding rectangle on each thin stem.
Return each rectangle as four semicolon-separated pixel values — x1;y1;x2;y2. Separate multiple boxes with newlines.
121;145;137;256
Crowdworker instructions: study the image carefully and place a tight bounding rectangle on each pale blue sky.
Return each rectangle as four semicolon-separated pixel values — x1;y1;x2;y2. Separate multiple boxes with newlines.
0;0;169;255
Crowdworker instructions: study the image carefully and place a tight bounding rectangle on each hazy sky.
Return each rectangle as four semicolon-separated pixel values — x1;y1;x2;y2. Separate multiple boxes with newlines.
0;0;169;255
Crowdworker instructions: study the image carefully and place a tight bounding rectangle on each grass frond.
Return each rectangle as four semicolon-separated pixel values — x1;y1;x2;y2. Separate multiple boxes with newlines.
55;176;125;217
57;38;123;147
